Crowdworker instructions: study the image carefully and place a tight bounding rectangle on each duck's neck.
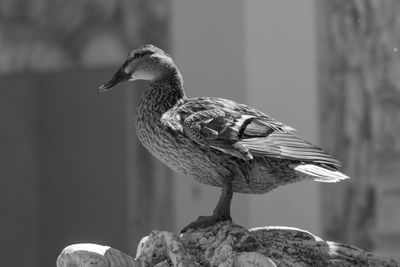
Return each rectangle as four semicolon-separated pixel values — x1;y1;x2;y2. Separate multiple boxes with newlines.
139;69;186;117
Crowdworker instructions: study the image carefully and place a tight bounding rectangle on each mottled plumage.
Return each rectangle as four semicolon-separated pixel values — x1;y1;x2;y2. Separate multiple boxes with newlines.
100;44;349;230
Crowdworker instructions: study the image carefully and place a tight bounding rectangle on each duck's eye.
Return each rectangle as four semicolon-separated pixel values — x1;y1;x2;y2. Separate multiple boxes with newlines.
132;53;140;59
139;50;155;58
129;50;155;61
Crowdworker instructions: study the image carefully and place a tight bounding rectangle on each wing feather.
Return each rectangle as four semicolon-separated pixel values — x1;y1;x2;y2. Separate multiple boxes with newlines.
161;97;341;169
240;132;341;168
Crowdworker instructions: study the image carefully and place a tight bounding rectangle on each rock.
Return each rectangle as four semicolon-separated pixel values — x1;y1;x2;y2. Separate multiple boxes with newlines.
57;243;138;267
135;221;399;266
58;221;400;267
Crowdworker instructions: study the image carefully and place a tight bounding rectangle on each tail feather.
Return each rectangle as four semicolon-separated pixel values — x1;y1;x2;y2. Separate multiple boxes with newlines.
290;163;350;183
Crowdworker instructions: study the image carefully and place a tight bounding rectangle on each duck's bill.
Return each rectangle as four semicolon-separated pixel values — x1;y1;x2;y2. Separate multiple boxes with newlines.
99;69;131;93
98;81;116;92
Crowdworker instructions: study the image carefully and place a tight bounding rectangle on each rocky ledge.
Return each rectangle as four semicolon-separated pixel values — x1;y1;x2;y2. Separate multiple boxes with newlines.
57;221;399;267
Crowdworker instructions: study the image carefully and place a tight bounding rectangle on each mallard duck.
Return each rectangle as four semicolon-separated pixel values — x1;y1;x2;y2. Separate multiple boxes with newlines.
99;44;349;232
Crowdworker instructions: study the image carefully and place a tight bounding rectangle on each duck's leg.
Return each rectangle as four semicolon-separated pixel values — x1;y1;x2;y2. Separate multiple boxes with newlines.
181;176;233;233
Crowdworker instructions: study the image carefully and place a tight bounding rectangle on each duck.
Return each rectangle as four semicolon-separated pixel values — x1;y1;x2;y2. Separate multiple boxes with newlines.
99;44;349;232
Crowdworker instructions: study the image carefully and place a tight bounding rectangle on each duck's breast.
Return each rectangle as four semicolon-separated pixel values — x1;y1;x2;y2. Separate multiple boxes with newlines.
136;117;230;185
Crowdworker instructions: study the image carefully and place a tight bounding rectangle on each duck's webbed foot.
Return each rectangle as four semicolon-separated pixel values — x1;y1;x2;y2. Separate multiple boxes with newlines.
181;213;231;233
181;176;233;233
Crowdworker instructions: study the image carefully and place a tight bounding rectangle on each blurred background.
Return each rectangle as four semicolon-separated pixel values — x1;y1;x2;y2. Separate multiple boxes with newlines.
1;0;400;266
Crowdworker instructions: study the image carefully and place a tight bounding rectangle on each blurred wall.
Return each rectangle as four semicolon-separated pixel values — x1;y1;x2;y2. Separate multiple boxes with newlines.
0;1;173;266
1;1;324;266
245;0;320;234
172;0;249;230
0;77;40;267
172;0;320;234
317;1;400;259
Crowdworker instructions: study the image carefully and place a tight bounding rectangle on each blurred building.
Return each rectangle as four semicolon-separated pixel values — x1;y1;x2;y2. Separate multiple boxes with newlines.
0;1;173;266
0;1;399;266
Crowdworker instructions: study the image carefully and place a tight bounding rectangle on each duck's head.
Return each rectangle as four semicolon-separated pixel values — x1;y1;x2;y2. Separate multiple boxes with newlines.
99;44;176;92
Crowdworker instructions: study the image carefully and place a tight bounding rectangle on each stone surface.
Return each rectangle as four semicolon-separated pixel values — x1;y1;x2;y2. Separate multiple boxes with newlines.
57;243;139;267
58;222;400;267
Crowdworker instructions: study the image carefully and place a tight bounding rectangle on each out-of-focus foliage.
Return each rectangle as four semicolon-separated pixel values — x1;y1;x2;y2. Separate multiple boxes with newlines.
0;0;169;72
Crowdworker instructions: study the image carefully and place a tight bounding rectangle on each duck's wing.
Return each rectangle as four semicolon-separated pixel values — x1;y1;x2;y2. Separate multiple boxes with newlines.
162;98;289;161
161;97;341;169
239;132;341;168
